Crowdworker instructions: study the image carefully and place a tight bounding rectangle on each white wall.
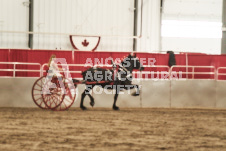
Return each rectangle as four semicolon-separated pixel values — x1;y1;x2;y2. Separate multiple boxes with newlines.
0;0;29;49
162;37;221;54
0;0;162;52
161;0;223;54
33;0;135;51
1;0;222;54
136;0;161;52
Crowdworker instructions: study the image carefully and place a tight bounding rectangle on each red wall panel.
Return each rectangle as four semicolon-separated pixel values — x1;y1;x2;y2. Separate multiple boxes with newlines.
1;49;226;79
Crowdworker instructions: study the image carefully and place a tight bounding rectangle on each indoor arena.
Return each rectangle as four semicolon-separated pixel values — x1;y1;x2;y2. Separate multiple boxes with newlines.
0;0;226;150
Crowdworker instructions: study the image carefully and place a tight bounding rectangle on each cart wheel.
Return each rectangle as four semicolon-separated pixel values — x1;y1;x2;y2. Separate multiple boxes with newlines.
31;76;48;109
42;77;65;110
53;78;77;111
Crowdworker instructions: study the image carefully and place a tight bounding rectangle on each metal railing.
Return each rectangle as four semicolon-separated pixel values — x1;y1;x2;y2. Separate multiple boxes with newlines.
170;65;216;79
41;63;122;79
139;65;170;80
2;61;226;81
216;67;226;80
41;63;170;80
41;63;93;78
0;62;41;77
0;30;141;39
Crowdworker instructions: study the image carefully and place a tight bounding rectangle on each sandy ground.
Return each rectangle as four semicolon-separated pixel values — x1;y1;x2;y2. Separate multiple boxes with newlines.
0;107;226;151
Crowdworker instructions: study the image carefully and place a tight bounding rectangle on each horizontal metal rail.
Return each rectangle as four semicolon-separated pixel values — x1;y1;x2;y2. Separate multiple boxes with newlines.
216;67;226;80
0;30;141;39
142;65;170;74
2;62;226;81
138;65;170;80
170;65;216;79
41;63;116;79
41;63;171;80
0;62;41;77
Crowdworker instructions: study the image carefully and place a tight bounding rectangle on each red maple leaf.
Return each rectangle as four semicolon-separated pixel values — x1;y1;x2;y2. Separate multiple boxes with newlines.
82;39;89;47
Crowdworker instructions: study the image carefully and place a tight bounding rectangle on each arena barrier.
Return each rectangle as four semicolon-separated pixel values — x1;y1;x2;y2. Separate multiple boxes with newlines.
1;63;226;108
216;81;226;108
216;68;226;108
90;79;141;108
170;79;216;108
0;62;41;77
141;80;170;107
0;78;37;107
1;78;226;109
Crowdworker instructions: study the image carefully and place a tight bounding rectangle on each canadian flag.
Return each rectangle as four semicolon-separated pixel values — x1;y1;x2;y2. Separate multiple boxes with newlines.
82;39;89;47
70;35;101;51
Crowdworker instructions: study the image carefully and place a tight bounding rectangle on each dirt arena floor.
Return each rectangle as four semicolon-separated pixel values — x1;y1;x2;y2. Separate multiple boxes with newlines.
0;107;226;151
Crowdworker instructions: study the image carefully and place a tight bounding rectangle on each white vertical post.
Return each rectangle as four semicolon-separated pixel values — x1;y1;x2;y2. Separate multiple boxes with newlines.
192;67;195;79
139;70;142;108
39;64;42;77
186;53;188;79
13;63;16;77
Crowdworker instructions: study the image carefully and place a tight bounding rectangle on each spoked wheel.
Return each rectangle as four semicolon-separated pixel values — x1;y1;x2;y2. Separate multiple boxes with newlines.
31;76;48;109
42;77;65;110
53;78;77;111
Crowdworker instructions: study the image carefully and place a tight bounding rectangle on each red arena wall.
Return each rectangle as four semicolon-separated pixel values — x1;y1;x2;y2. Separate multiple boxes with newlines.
0;49;226;79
